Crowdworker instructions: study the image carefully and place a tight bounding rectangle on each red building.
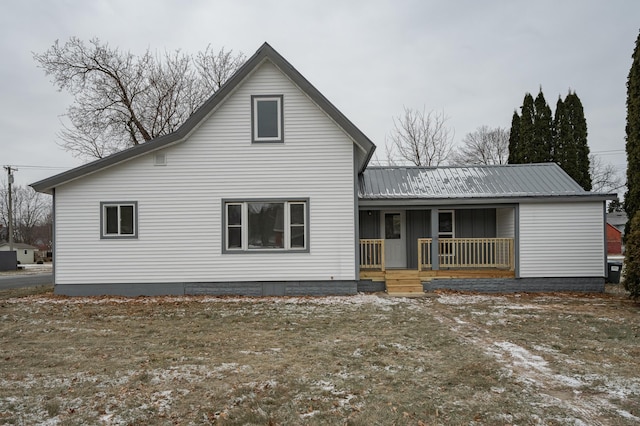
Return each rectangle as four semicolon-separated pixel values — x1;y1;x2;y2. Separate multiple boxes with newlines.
606;223;622;254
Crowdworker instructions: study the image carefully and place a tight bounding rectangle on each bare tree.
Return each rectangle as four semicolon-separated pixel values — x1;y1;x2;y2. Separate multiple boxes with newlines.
195;45;246;94
450;126;510;165
589;154;624;194
0;182;51;244
34;37;245;160
386;107;455;166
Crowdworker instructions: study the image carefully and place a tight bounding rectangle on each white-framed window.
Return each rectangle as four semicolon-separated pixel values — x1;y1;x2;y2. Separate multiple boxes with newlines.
223;199;308;252
100;202;138;239
251;95;283;143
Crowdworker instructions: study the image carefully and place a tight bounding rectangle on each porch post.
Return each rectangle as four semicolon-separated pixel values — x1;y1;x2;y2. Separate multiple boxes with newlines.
430;208;439;270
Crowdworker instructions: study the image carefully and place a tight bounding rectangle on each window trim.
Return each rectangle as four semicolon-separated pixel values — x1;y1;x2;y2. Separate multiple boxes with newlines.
251;95;284;143
222;198;309;254
100;201;138;239
438;210;455;239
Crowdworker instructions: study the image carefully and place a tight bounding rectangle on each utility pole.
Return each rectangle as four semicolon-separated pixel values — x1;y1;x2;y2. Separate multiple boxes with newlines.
3;166;15;252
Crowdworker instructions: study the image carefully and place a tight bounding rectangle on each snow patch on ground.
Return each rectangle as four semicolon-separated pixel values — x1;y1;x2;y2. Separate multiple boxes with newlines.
484;339;640;423
6;293;410;307
491;341;549;373
437;294;506;305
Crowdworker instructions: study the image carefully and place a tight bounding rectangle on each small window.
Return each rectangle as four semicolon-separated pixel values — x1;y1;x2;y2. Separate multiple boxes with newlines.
438;211;455;238
224;199;308;252
385;213;401;239
226;203;243;249
289;203;305;248
101;202;138;239
252;95;283;143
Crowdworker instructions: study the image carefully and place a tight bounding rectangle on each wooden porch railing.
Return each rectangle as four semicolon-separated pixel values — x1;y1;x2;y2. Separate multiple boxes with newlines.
417;238;432;271
361;238;514;271
418;238;514;270
359;239;385;270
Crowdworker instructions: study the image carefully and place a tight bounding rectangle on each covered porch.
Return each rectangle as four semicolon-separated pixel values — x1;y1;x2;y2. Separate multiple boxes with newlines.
358;206;517;294
359;237;515;294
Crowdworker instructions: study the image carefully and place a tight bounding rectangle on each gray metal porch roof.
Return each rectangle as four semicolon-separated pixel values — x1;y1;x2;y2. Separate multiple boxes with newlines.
358;163;608;200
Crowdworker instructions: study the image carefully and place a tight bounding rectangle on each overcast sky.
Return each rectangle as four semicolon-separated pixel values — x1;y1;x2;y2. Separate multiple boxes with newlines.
0;0;637;191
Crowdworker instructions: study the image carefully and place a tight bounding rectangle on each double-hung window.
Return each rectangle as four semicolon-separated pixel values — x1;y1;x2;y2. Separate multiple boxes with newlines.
252;95;283;143
224;200;308;252
101;202;138;239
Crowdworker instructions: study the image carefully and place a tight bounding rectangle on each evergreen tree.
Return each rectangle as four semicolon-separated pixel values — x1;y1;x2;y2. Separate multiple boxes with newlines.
625;31;640;234
623;211;640;300
508;111;521;163
608;197;623;213
518;93;536;163
533;90;554;162
553;97;568;167
510;89;592;190
625;31;640;299
564;92;591;190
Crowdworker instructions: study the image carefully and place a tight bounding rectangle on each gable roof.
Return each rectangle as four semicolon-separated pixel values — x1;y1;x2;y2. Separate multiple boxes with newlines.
31;42;376;194
606;222;622;235
0;242;37;250
359;163;615;202
606;212;628;227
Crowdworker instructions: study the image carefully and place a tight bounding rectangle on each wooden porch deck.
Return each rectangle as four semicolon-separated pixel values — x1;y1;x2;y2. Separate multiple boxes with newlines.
360;268;516;296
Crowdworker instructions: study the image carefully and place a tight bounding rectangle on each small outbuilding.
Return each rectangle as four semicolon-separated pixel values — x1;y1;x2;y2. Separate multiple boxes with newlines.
0;243;37;264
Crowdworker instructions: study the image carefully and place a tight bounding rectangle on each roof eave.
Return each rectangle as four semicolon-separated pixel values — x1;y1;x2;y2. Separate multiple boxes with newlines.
358;193;616;205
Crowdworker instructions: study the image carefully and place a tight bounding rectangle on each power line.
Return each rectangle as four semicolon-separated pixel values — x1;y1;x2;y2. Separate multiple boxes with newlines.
591;149;625;154
6;164;69;170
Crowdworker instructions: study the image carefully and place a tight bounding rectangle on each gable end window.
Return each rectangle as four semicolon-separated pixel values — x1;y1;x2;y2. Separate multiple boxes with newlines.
223;199;308;253
100;202;138;239
251;95;283;143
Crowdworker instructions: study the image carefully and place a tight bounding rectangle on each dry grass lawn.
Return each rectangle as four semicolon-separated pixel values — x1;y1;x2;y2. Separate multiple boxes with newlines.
0;284;639;425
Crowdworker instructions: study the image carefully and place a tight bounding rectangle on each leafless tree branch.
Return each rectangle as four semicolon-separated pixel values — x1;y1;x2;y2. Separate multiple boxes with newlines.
386;107;454;166
450;126;510;165
34;38;245;161
589;154;624;194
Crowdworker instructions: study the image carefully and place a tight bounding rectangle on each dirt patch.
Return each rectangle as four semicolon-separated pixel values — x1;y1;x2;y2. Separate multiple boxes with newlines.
1;289;638;424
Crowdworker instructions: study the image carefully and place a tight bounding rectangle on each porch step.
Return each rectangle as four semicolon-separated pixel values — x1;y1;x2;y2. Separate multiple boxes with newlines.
384;270;424;295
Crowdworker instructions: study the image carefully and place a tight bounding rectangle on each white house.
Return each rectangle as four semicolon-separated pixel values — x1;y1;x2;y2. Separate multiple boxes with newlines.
31;43;614;296
0;243;37;264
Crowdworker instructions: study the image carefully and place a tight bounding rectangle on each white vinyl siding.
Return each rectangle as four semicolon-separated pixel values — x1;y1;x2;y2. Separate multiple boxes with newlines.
53;61;356;285
519;202;605;278
496;207;515;238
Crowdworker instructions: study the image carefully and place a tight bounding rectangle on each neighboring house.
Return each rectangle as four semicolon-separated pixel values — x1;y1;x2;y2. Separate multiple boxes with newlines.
0;243;37;264
31;43;614;296
607;211;627;255
606;223;623;255
607;212;627;235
